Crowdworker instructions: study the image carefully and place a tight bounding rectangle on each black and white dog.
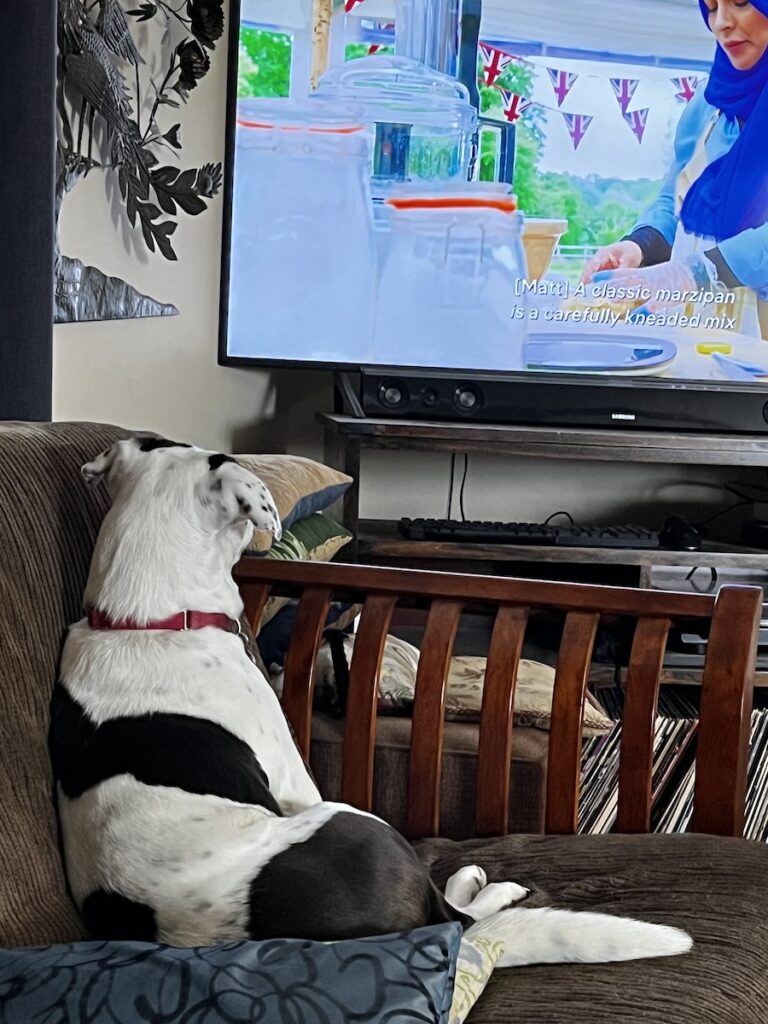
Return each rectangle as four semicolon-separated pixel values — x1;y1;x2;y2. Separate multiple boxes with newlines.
49;436;692;968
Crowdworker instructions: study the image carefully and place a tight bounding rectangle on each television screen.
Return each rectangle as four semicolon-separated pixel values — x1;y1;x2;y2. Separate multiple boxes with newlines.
221;0;768;390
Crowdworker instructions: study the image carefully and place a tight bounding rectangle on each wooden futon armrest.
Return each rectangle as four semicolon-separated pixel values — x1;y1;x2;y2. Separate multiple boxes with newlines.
233;558;761;841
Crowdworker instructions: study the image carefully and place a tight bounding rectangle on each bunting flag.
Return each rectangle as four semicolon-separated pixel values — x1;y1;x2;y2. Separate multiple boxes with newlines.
345;0;366;11
562;112;593;149
623;107;649;142
499;90;532;123
609;77;639;114
479;43;514;86
547;67;578;106
672;76;700;103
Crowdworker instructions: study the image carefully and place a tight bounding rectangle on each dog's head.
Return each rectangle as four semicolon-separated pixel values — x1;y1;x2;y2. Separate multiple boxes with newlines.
82;435;282;548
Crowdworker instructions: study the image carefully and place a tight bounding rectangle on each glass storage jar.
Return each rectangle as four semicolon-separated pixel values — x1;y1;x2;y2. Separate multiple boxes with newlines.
373;185;529;371
316;56;477;192
228;98;376;364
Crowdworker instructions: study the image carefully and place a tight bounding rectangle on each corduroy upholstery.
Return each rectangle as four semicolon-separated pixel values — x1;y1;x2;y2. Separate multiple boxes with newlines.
0;421;131;946
418;832;768;1023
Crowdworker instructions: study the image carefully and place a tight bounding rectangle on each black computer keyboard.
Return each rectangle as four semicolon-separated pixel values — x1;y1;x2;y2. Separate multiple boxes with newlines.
398;518;660;549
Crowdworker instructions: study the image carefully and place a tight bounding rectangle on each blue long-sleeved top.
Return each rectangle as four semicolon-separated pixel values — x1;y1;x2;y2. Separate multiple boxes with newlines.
626;86;768;293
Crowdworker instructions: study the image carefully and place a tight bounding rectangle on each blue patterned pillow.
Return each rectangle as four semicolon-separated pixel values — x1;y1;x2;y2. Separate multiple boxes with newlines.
0;924;461;1024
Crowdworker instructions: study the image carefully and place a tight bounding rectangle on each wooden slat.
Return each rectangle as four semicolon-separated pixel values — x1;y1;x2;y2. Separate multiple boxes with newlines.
692;585;762;837
341;595;398;811
616;617;671;833
406;599;463;840
234;558;717;621
280;587;332;759
240;582;271;635
546;611;599;835
475;605;529;836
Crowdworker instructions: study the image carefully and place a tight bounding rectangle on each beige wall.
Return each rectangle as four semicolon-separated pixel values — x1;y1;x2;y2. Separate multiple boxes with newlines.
52;4;743;527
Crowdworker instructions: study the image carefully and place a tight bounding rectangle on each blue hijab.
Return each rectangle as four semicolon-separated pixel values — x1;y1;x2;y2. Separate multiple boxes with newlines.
680;0;768;241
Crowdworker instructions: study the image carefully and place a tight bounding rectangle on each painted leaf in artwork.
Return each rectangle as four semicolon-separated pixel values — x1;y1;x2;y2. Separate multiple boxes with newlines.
125;3;158;21
163;124;182;148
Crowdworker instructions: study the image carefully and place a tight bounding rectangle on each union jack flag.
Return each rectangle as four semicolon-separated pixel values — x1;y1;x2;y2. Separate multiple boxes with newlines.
479;43;514;87
500;90;532;124
345;0;366;12
562;112;593;150
609;78;639;114
623;107;649;143
547;67;578;107
672;76;700;103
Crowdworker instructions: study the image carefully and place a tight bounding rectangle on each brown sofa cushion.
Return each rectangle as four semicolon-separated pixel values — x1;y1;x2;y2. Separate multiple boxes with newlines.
416;831;768;1023
0;421;132;946
310;712;549;837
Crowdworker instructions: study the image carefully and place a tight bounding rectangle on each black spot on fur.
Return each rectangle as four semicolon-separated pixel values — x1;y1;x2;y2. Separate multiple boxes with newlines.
138;437;192;453
82;890;157;941
208;453;236;471
237;497;252;514
247;812;468;942
49;684;282;814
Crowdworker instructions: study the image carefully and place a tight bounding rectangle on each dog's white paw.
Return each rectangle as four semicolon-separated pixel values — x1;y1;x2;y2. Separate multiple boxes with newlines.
444;864;488;908
462;880;531;920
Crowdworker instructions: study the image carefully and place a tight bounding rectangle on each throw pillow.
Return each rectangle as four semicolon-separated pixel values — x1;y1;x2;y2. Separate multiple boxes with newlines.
313;634;613;735
234;453;351;551
248;513;353;630
449;935;504;1024
0;925;462;1024
445;656;613;736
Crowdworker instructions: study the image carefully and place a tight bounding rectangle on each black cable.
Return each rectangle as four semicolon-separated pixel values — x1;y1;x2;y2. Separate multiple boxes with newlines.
695;499;751;528
685;566;718;592
459;454;469;522
544;510;576;525
447;453;456;519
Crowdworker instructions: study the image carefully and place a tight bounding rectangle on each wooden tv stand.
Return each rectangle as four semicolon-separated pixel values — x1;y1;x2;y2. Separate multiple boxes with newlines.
320;412;768;578
319;413;768;685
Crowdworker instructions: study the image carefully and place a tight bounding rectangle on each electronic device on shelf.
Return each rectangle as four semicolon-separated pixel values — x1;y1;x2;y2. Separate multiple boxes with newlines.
219;2;768;435
398;518;662;549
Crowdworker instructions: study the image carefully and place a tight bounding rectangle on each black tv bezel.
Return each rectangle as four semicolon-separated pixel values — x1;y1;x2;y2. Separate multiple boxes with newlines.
217;0;768;433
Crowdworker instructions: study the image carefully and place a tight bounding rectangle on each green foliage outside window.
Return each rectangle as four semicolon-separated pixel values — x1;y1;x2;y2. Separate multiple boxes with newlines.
477;56;659;250
238;27;291;98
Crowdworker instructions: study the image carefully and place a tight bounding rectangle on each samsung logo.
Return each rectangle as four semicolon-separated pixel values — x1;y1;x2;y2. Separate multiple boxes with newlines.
611;413;636;421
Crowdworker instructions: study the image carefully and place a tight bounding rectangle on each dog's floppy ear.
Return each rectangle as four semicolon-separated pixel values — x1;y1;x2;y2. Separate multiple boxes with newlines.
204;454;282;540
81;438;140;489
81;447;115;488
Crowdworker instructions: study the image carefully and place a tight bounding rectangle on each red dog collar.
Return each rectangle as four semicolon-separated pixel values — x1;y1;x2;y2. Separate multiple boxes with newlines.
87;608;241;634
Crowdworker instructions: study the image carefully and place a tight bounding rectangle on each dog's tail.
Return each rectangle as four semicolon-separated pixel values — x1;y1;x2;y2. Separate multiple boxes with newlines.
465;906;692;968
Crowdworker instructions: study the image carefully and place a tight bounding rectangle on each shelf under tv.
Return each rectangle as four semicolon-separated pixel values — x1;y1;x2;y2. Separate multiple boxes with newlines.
356;519;768;571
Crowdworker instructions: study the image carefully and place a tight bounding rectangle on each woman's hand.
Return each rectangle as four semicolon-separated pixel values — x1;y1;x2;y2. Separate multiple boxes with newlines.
580;241;643;284
590;254;717;319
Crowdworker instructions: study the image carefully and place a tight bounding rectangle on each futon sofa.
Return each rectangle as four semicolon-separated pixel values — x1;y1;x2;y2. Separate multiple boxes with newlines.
2;420;768;1024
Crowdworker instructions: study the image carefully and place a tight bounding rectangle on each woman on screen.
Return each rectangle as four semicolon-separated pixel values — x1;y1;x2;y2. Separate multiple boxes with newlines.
581;0;768;335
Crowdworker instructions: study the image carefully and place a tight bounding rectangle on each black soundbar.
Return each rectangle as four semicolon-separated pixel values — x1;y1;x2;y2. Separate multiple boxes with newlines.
360;367;768;434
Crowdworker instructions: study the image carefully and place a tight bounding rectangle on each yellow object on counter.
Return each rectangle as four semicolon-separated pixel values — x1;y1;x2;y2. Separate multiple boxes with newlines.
697;342;733;355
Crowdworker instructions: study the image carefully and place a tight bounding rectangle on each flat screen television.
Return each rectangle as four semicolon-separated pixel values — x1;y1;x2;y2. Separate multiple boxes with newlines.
219;0;768;433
